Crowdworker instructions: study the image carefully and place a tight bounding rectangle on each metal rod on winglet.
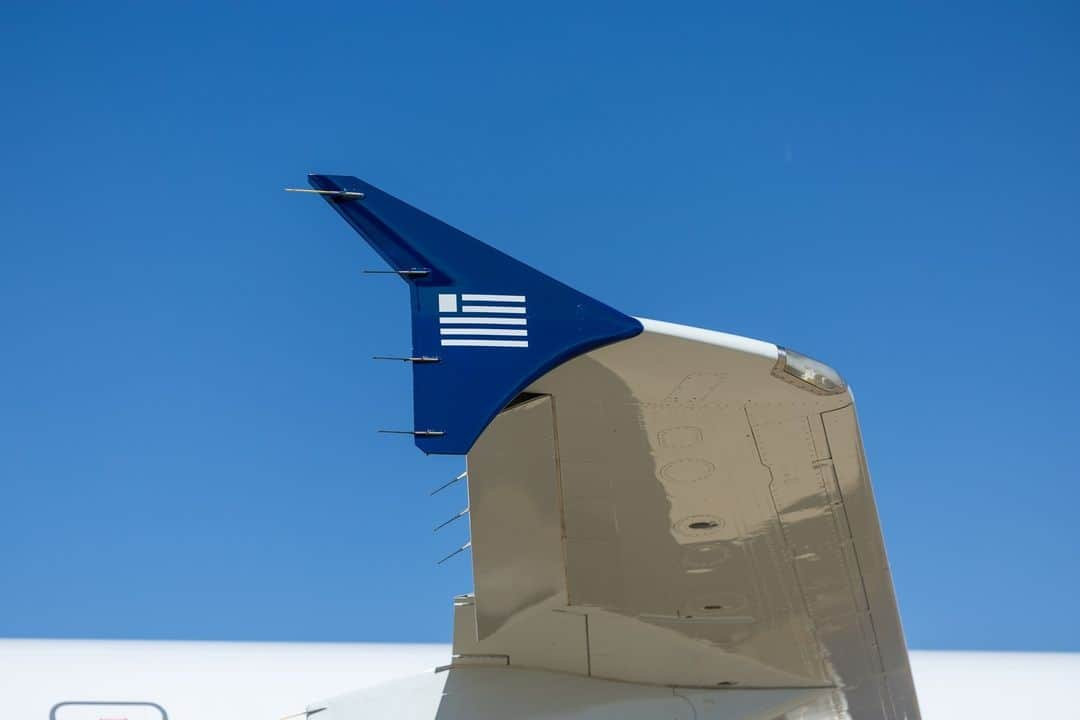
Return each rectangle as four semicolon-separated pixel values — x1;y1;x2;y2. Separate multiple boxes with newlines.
373;355;440;364
284;187;365;199
433;507;469;533
430;471;467;496
362;268;431;278
378;429;446;437
437;541;471;565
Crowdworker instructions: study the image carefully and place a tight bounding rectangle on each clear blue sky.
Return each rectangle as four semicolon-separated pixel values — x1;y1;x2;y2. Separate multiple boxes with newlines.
2;2;1077;651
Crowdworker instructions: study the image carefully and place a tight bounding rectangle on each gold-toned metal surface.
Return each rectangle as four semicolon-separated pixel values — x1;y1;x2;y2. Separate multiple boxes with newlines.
466;395;565;639
454;322;920;720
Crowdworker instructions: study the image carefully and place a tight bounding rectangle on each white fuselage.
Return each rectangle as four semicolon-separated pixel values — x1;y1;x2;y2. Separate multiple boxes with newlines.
1;639;1075;719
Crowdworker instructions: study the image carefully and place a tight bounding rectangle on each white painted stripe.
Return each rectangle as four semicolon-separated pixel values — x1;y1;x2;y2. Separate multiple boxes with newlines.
440;317;527;325
440;328;528;337
461;305;526;314
441;339;529;348
460;294;526;303
438;293;458;313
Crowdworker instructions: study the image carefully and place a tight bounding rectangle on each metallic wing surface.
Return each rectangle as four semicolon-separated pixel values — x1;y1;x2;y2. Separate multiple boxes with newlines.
303;175;922;720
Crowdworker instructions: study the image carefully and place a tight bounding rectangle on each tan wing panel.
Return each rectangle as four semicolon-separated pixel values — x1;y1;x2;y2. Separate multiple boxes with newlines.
453;322;920;720
467;395;564;638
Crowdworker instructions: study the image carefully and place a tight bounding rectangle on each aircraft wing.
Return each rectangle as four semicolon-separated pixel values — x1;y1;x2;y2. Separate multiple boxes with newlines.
306;174;921;720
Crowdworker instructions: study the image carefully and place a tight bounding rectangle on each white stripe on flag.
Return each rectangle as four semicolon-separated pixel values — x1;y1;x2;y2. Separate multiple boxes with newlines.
440;317;526;325
460;294;526;303
440;328;527;337
461;305;526;314
441;339;529;348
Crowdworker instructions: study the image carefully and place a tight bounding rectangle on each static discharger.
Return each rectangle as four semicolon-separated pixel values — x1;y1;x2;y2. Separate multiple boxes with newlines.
284;187;365;199
378;429;446;437
438;541;472;565
433;507;469;533
372;355;441;364
279;708;326;720
362;268;431;278
430;471;467;496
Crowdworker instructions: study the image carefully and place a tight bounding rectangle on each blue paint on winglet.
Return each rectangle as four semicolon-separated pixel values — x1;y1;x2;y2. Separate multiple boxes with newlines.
308;174;643;455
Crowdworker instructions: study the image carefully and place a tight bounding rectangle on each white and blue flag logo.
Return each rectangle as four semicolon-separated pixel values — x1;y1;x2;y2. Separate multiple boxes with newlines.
437;293;528;348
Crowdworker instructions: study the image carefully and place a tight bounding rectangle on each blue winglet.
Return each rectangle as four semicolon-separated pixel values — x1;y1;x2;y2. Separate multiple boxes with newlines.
308;174;643;455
